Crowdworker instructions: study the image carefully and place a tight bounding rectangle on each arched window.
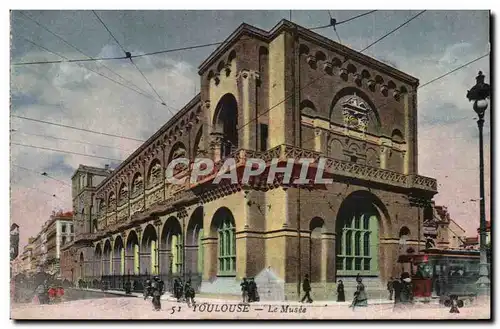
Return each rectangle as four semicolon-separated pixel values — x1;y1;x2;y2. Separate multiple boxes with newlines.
337;212;378;275
218;217;236;275
131;173;143;198
148;161;163;187
118;183;128;204
171;234;183;274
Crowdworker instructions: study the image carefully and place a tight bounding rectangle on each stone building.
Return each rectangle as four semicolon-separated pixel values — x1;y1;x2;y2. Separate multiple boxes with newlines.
61;20;437;300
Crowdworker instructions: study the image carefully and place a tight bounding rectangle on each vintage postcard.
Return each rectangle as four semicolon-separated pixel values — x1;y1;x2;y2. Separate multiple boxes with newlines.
9;9;491;320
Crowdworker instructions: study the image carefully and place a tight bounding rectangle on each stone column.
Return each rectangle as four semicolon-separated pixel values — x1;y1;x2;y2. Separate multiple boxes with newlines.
136;228;142;275
209;132;224;162
283;187;289;228
314;128;324;152
321;232;336;282
237;69;260;150
202;237;218;281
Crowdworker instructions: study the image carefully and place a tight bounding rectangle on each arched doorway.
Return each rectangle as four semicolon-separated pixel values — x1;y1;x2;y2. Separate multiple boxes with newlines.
335;191;389;278
94;243;102;277
113;235;125;275
141;224;158;275
213;94;238;157
186;206;204;276
309;217;325;282
103;239;112;275
160;216;183;277
125;230;140;275
79;252;85;279
210;207;236;276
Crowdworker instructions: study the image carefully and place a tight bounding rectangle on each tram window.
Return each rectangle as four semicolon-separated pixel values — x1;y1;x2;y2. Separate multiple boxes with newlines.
416;262;432;279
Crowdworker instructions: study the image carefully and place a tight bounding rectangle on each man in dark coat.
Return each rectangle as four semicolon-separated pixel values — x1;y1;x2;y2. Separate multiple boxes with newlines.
124;280;132;294
393;276;402;304
394;272;413;311
337;280;345;302
240;278;249;303
151;276;162;311
387;277;394;300
143;279;152;300
173;278;183;302
300;274;313;303
184;279;196;307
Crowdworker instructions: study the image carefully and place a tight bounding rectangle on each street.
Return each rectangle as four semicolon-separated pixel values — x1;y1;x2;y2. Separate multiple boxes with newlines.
11;296;491;320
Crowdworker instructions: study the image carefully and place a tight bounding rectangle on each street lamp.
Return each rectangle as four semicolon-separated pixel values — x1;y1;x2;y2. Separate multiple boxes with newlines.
466;71;491;298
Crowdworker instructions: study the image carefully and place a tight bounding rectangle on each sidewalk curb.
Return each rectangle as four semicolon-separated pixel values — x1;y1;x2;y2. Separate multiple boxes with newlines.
80;289;440;306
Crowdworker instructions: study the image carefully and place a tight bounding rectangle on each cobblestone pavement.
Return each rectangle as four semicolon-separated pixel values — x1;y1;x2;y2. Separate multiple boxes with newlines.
11;296;491;320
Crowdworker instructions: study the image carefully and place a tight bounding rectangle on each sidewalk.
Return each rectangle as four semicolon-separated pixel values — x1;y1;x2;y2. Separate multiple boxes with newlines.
80;288;439;306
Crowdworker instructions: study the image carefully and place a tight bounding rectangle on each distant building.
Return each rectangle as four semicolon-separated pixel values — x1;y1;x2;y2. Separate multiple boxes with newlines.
25;211;74;276
423;203;467;250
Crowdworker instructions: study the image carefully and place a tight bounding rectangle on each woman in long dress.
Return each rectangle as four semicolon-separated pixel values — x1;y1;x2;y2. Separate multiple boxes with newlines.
350;274;368;309
337;280;345;302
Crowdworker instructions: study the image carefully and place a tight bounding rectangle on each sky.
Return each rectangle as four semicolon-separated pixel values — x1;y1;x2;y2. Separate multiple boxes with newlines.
10;10;491;249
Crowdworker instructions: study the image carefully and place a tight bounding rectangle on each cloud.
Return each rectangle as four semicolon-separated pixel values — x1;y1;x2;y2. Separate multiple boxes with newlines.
10;43;198;248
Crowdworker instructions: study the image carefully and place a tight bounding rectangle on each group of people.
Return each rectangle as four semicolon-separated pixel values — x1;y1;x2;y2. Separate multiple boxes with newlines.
173;278;196;307
143;276;165;311
240;277;259;303
329;272;414;310
33;280;66;305
387;272;414;308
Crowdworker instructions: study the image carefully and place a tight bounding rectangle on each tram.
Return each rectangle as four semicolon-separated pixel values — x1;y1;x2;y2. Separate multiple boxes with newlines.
398;249;480;301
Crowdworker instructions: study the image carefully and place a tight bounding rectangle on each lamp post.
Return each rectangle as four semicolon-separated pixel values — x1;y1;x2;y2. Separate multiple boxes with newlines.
466;71;490;298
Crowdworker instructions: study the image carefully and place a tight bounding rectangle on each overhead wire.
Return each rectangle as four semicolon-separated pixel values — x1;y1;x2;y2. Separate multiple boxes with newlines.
327;11;342;44
16;11;158;100
18;37;169;108
12;164;71;187
11;179;68;202
92;10;176;117
11;115;145;142
10;129;136;152
12;11;379;66
238;10;427;134
11;142;124;162
297;52;490;148
359;10;426;53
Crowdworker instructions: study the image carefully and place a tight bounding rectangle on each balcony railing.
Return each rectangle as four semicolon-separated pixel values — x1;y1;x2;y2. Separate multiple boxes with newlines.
92;144;436;233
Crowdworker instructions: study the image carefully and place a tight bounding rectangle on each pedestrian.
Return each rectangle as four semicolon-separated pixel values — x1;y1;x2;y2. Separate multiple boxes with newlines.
300;274;313;303
184;279;196;307
144;279;152;300
394;272;413;312
151;276;162;311
350;274;368;309
173;278;182;302
124;280;132;294
337;280;345;302
35;280;48;305
47;285;57;304
240;277;249;303
448;295;462;313
56;285;65;303
252;278;260;302
387;277;394;300
393;276;402;304
248;278;257;302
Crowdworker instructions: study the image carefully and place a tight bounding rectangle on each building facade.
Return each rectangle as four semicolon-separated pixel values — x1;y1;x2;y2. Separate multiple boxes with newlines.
61;20;437;300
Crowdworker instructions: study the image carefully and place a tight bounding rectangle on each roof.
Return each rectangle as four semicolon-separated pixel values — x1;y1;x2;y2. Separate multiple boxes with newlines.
198;19;419;85
93;93;201;193
464;236;479;244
